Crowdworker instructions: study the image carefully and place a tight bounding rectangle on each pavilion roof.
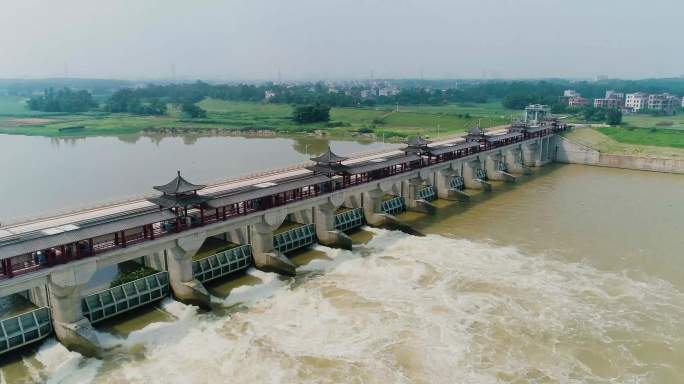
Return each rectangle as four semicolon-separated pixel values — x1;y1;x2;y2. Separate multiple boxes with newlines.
403;135;432;155
153;171;206;195
406;135;431;147
310;147;348;164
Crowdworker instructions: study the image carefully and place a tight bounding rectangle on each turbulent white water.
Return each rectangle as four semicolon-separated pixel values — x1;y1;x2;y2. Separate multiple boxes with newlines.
8;228;683;383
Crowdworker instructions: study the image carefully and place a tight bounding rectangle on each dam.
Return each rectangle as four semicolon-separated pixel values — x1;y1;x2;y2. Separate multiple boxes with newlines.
0;118;567;356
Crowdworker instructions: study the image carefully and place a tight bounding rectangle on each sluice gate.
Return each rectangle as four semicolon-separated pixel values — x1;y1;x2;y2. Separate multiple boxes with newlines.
81;271;169;324
449;176;465;190
193;244;253;283
273;224;316;254
0;307;52;354
417;186;436;201
381;196;405;215
334;208;364;232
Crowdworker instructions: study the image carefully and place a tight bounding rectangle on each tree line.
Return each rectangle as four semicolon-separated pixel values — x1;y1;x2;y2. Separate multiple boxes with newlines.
26;78;684;119
26;88;97;113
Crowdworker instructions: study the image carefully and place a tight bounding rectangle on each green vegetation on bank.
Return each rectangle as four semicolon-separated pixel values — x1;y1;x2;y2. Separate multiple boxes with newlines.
597;126;684;148
27;88;97;112
0;96;513;139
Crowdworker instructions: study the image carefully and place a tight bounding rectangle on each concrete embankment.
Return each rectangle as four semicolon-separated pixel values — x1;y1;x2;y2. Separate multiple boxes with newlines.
556;137;684;175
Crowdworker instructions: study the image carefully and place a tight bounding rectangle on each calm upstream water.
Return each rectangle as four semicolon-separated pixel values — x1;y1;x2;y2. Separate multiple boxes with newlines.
1;135;683;383
0;133;395;222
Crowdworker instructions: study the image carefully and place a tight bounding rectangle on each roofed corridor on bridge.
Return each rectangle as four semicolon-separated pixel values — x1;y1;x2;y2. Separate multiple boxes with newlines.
0;121;564;282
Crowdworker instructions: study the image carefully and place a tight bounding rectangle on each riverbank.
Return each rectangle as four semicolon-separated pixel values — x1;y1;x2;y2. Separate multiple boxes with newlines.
0;97;512;140
558;129;684;174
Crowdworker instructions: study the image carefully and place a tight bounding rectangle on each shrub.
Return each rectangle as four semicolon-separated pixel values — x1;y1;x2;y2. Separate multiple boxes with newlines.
110;265;158;288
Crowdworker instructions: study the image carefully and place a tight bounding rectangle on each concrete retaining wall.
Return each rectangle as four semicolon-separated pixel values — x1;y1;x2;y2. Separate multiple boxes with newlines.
597;154;684;174
555;137;599;165
556;137;684;174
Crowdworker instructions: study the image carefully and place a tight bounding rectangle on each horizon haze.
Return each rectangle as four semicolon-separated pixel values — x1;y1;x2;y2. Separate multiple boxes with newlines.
0;0;682;81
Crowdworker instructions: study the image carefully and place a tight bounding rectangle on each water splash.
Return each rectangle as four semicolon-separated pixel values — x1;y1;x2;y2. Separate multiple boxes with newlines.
2;228;682;383
87;230;684;383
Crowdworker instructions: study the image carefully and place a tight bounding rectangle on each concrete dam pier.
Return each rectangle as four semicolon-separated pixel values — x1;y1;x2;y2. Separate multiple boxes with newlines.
0;118;567;356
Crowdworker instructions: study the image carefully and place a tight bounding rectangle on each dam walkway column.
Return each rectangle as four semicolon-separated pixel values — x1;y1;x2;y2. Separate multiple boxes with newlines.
504;147;531;175
403;176;437;214
463;158;492;191
315;196;352;250
251;210;296;276
362;188;423;236
484;153;516;183
435;167;469;202
47;260;99;357
167;233;211;309
522;139;542;167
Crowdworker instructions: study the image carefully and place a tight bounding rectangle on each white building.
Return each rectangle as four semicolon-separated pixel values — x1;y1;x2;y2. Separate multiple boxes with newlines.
604;90;625;106
563;90;580;98
625;92;648;112
378;87;400;97
647;93;679;115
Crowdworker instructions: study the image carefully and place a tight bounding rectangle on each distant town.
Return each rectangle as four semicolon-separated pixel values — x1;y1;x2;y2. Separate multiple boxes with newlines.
560;89;682;115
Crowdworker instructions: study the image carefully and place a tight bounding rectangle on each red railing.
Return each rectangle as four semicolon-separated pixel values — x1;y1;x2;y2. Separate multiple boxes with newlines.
0;125;568;281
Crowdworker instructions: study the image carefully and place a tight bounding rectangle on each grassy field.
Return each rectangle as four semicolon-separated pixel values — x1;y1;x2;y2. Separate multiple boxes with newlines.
597;126;684;148
623;114;684;131
0;96;514;140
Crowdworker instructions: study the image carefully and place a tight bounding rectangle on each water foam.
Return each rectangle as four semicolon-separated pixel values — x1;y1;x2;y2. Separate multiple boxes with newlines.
3;229;682;383
28;340;102;384
88;229;684;383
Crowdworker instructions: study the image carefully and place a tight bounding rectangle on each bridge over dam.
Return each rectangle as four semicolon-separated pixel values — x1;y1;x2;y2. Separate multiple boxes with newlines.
0;119;567;356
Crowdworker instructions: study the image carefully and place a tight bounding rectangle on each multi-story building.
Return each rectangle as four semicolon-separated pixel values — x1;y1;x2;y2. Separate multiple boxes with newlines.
594;98;620;109
647;93;680;115
625;92;649;112
568;96;589;107
604;90;625;106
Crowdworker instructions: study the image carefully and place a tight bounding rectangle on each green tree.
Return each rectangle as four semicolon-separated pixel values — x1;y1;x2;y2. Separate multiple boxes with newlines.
27;87;97;112
293;104;330;124
181;102;207;118
605;109;622;126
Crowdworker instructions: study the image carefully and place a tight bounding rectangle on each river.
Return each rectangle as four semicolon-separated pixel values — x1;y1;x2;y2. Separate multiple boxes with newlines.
0;133;395;223
0;136;683;383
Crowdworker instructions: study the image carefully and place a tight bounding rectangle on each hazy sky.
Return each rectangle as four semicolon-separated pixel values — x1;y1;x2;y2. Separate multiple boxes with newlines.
0;0;681;80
